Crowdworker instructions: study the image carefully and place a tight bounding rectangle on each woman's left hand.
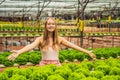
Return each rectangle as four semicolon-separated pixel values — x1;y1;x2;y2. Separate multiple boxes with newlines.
88;51;96;61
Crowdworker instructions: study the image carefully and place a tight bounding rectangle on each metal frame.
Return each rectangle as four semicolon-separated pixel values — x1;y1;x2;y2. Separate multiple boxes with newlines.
0;0;120;17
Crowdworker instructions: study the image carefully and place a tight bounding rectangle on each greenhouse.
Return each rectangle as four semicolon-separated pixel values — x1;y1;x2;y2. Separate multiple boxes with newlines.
0;0;120;80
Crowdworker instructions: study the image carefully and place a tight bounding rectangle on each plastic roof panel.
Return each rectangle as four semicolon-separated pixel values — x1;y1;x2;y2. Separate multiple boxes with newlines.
0;0;120;16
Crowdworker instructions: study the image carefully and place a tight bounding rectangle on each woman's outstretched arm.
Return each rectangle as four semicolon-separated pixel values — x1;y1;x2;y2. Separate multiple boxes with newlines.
60;37;96;60
8;37;42;61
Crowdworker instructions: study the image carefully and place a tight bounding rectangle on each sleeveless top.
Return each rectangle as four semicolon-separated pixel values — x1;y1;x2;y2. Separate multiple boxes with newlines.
41;47;59;60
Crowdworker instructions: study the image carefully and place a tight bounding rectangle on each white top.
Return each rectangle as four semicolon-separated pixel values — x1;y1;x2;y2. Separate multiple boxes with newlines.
41;47;59;60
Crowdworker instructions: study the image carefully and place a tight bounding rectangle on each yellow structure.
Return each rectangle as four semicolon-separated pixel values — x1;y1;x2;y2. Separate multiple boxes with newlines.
79;20;84;31
18;22;23;27
108;15;111;22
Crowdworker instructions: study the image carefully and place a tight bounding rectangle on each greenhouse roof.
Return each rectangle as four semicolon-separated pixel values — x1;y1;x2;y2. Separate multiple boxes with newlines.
0;0;120;17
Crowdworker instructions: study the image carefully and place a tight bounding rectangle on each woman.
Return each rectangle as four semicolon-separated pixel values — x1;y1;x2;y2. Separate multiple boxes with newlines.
8;17;96;66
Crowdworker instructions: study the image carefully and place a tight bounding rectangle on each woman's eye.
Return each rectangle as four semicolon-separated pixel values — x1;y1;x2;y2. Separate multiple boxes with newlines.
47;23;55;25
47;23;50;25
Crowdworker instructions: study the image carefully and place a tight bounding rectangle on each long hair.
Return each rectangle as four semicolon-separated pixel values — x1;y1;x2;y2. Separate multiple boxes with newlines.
41;17;60;50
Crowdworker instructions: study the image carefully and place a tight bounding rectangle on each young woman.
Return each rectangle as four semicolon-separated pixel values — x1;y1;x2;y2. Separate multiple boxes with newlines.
8;17;96;66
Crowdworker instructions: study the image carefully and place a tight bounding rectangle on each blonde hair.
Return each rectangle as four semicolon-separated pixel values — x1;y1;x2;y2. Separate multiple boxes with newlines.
41;17;60;50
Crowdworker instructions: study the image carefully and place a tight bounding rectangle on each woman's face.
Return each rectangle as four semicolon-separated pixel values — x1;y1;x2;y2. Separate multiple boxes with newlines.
46;18;56;32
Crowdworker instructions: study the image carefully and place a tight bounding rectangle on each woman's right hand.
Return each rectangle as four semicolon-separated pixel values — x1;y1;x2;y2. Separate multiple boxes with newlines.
8;50;20;61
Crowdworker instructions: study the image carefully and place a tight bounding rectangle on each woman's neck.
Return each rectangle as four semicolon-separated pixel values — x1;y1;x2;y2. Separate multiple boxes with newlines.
48;32;53;38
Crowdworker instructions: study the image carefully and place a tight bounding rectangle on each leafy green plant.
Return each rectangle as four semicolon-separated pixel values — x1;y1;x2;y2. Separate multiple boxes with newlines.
109;67;120;75
101;75;120;80
90;70;104;79
68;72;85;80
9;74;26;80
30;66;54;80
4;67;20;78
75;68;90;77
81;77;98;80
54;66;72;80
95;65;111;75
47;74;65;80
0;73;9;80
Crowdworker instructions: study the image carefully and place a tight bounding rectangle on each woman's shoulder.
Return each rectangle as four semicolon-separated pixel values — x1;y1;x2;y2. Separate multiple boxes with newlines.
58;36;62;40
36;36;43;39
58;36;65;40
35;36;43;42
58;36;65;42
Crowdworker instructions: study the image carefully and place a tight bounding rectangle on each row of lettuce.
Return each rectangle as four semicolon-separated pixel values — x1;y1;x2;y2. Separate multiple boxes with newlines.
0;26;44;31
0;47;120;67
0;25;77;32
0;58;120;80
0;26;120;36
0;32;120;37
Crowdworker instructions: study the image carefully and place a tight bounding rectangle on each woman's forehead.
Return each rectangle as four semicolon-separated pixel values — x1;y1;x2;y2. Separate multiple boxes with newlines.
47;18;55;23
